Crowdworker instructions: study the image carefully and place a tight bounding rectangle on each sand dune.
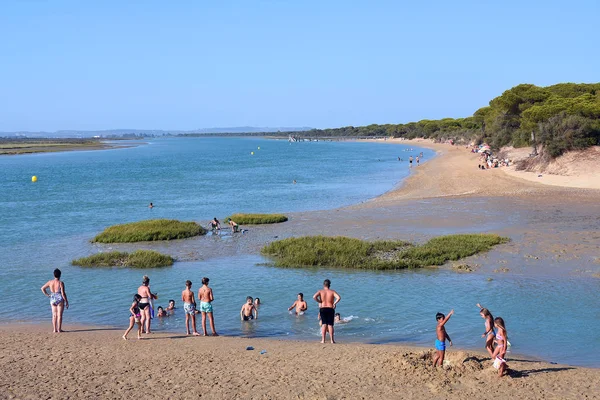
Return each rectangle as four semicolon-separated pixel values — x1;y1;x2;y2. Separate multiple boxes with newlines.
1;325;598;399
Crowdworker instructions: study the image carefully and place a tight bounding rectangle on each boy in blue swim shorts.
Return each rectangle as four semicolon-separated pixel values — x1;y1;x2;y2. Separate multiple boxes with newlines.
433;309;454;367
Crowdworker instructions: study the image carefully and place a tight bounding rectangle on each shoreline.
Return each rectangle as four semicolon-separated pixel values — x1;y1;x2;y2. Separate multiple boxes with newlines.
1;324;598;399
0;139;144;156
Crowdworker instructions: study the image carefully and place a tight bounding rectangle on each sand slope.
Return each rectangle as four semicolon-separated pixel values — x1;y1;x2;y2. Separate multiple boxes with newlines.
1;326;598;399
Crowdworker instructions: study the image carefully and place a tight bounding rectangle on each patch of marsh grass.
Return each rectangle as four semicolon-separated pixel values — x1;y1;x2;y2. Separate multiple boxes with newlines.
226;213;288;225
93;219;206;243
72;250;174;268
261;234;508;270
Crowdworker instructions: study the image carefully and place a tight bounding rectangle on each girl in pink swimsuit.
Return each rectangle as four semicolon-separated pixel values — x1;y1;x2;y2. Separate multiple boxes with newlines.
492;317;509;377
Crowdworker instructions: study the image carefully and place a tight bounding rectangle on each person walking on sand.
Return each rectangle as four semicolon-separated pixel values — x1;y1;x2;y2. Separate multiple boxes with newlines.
123;294;143;340
182;280;200;336
313;279;341;344
198;277;218;336
433;310;454;367
476;303;496;357
138;275;157;334
41;268;69;333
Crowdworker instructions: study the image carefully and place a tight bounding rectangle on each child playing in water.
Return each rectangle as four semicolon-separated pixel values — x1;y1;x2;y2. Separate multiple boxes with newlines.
240;296;258;321
288;293;307;315
182;280;200;336
433;309;454;367
166;299;176;312
123;294;143;340
254;297;261;308
492;317;509;377
476;303;496;357
157;306;168;317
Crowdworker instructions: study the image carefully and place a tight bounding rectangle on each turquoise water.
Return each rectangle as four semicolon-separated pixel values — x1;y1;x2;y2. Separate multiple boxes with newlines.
0;137;598;367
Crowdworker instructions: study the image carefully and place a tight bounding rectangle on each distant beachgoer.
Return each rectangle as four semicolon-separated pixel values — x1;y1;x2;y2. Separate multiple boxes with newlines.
166;299;176;312
123;294;143;340
149;203;154;209
433;310;454;367
210;218;221;231
313;279;341;344
288;293;308;315
416;156;420;166
477;303;496;357
334;313;348;324
41;268;69;333
198;277;218;336
229;219;239;233
254;297;261;308
492;317;509;377
137;275;157;334
409;156;413;168
293;180;297;184
182;280;200;336
157;306;167;317
240;296;258;321
420;152;424;158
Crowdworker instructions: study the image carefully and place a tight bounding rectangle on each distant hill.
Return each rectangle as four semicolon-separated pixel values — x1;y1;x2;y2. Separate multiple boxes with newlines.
0;127;313;138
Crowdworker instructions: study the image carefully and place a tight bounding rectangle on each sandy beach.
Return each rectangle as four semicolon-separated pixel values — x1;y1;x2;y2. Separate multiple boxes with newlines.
1;324;599;399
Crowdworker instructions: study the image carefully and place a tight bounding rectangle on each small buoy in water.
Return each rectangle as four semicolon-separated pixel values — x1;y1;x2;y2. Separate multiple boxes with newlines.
251;152;254;155
31;176;38;182
257;146;261;150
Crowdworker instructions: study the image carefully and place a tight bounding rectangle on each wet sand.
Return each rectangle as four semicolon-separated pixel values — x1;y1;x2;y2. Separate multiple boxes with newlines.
2;324;598;399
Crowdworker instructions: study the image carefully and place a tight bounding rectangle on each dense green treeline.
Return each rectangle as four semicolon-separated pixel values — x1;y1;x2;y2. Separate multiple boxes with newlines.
285;83;600;158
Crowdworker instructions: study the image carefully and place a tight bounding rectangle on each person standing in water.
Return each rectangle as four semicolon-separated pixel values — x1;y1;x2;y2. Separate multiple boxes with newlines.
313;279;341;344
41;268;69;333
409;156;413;168
476;303;496;357
149;202;154;209
137;275;157;334
198;277;218;336
228;219;239;233
182;280;200;336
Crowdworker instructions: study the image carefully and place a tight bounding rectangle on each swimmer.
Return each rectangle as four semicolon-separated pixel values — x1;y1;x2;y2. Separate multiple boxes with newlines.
334;313;349;324
254;297;261;308
123;294;143;340
229;219;239;233
157;306;168;317
433;309;454;367
166;299;176;312
41;268;69;333
149;202;154;209
240;296;258;321
293;180;297;184
288;293;308;315
182;280;200;336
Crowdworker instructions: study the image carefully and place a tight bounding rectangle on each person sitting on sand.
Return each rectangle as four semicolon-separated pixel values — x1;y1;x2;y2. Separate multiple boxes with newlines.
229;219;239;233
209;217;221;231
123;294;143;340
313;279;341;344
433;310;454;367
41;268;69;333
476;303;496;357
288;293;308;315
182;280;200;336
240;296;258;321
198;277;218;336
166;299;176;312
492;317;509;377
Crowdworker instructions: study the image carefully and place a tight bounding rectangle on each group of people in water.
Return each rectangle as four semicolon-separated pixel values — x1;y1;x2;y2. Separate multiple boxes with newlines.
41;271;510;377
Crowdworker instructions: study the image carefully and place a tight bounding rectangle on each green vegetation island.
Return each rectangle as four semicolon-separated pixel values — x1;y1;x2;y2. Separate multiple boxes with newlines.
261;234;509;270
93;219;206;243
226;213;288;224
72;250;174;268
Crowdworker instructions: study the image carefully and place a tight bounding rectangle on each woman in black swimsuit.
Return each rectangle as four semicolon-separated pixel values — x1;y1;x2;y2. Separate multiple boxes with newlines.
137;276;156;334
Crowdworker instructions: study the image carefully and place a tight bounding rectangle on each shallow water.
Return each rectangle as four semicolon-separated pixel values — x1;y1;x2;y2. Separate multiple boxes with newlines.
1;137;598;367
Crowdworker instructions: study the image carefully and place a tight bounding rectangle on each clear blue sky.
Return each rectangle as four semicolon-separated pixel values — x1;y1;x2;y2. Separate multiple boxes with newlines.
1;0;598;132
